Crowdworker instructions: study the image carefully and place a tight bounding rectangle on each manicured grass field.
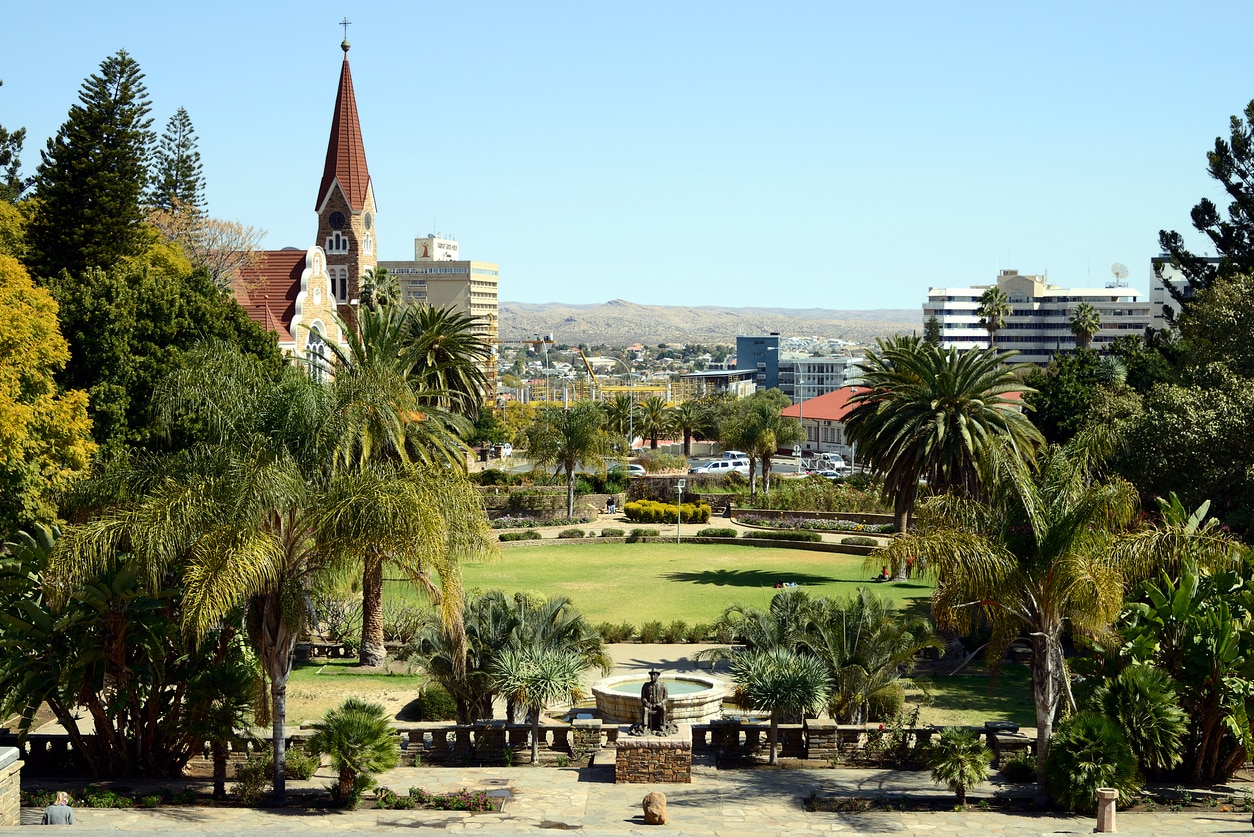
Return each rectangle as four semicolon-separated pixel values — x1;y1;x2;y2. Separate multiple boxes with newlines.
387;541;932;625
907;664;1036;728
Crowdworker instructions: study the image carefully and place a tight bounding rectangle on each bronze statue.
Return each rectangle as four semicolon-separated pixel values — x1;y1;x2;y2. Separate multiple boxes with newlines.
640;669;669;731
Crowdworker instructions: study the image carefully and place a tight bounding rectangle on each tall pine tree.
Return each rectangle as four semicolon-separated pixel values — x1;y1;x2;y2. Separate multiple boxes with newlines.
26;50;154;280
149;107;204;212
0;80;28;203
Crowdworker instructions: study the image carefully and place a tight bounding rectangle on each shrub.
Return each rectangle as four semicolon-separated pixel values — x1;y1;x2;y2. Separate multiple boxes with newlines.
741;529;822;542
696;527;737;538
490;516;540;529
628;528;659;540
413;685;458;721
865;683;905;721
474;469;523;487
689;622;711;641
382;600;425;645
840;535;878;547
557;528;586;539
232;752;273;804
662;620;689;643
572;474;596;497
624;499;712;524
1000;750;1037;782
308;698;400;807
1045;712;1142;812
1092;665;1188;774
739;514;894;534
285;747;320;780
638;452;687;473
639;620;664;643
80;787;135;808
499;530;541;542
597;621;636;643
927;727;992;806
600;527;625;538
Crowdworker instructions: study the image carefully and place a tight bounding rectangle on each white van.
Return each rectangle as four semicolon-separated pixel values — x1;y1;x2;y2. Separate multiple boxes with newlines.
721;450;749;460
689;458;750;476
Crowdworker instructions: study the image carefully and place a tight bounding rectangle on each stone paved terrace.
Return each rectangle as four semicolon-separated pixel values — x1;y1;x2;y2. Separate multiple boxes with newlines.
8;764;1254;836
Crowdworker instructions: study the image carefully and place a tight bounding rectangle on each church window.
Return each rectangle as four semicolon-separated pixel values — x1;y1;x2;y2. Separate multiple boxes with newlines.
363;232;374;254
305;329;328;383
336;267;349;302
326;232;350;254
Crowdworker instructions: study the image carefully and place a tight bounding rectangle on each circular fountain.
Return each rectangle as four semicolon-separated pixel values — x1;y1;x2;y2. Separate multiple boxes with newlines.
592;673;728;724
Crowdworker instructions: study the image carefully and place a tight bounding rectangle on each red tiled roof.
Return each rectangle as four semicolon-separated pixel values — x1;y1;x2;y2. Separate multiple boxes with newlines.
317;54;371;211
229;250;306;344
780;386;862;422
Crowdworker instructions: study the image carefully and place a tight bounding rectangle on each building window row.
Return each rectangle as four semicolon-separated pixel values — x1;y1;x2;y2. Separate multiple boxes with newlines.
326;232;350;254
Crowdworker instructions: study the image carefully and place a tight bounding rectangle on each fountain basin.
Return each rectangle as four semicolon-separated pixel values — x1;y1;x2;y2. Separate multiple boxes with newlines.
592;673;727;724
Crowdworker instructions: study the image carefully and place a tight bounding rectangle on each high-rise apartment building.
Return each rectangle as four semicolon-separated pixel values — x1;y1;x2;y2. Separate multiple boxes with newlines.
922;269;1151;365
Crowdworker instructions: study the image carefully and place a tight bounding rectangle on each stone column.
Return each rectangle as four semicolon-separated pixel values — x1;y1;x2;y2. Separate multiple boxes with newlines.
0;748;22;827
1095;787;1118;833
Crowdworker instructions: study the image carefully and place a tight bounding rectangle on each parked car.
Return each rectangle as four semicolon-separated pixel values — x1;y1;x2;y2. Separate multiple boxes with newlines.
813;469;846;480
720;450;749;460
611;463;647;477
689;458;750;476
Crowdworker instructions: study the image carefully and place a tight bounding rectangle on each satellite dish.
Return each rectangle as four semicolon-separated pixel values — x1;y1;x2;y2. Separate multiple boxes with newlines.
1111;263;1129;283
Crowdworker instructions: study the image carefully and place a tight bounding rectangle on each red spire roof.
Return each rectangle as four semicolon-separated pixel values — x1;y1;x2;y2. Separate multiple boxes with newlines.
317;52;371;211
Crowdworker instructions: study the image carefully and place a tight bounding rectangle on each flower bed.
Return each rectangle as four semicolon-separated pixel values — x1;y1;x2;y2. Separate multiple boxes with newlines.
738;514;893;534
375;786;501;812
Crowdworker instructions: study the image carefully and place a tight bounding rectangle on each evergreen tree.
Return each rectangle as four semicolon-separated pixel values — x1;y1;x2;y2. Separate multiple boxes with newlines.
149;107;204;212
1158;99;1254;314
923;315;942;347
26;50;155;280
0;81;29;203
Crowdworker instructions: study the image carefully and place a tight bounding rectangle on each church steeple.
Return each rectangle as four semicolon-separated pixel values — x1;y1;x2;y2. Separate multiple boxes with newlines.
315;32;377;309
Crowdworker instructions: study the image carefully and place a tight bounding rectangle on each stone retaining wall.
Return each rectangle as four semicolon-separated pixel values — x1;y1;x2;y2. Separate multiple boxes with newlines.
0;748;21;827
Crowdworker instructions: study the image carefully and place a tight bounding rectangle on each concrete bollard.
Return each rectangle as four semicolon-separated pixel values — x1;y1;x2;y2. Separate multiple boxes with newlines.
1094;787;1118;833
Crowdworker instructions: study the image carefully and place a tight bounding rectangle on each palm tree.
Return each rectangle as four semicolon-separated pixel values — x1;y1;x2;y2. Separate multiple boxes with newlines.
360;266;400;310
603;392;637;452
637;395;672;450
928;728;992;806
671;400;705;457
307;698;399;806
877;438;1242;804
740;390;804;496
490;647;588;765
324;305;486;667
730;647;830;765
844;337;1043;533
803;588;939;724
976;287;1011;348
404;304;492;417
48;347;485;802
181;637;263;800
524;401;612;518
1069;302;1102;350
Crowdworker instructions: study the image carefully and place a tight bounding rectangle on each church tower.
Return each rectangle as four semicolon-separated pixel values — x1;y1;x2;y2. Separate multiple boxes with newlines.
315;36;377;314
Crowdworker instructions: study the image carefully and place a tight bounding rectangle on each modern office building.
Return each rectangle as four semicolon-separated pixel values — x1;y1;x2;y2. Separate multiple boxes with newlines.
735;334;781;390
922;269;1151;365
778;356;864;403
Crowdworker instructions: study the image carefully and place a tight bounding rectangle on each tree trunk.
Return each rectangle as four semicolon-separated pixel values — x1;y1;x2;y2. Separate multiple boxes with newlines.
360;556;386;667
892;485;915;536
762;455;772;495
259;593;298;804
1031;629;1061;808
650;434;658;450
768;711;779;765
271;673;288;803
530;708;542;766
212;741;228;800
683;431;692;457
338;766;355;803
566;473;576;519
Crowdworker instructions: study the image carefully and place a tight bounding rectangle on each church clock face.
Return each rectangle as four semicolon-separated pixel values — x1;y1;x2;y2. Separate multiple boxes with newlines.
364;211;373;230
328;211;346;230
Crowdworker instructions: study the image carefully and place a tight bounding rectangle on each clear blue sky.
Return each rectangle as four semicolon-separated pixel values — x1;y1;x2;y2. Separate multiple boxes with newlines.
5;1;1252;309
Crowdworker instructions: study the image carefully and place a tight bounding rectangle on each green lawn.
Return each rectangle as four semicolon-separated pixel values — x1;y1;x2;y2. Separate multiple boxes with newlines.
386;542;932;625
907;664;1036;728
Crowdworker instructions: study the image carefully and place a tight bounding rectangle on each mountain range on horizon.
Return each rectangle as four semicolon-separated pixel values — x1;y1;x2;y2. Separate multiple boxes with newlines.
497;299;920;347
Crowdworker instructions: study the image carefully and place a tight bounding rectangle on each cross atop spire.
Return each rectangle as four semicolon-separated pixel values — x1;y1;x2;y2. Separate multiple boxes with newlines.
340;17;352;52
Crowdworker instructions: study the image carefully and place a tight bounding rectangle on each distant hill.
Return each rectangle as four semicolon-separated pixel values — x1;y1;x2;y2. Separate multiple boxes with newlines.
498;299;920;347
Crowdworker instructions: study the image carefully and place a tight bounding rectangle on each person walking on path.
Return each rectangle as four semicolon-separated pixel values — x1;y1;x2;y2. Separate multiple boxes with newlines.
42;791;75;825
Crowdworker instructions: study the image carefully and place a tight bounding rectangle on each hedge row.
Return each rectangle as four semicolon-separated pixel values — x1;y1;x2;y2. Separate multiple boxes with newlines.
624;499;712;524
741;529;823;543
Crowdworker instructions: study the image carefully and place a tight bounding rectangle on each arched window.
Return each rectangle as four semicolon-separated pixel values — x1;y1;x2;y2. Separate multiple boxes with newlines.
337;267;349;302
363;232;374;254
305;328;327;382
326;232;350;254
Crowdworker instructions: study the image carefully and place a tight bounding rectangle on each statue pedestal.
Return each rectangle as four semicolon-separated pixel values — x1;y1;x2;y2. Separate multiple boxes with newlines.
614;724;692;784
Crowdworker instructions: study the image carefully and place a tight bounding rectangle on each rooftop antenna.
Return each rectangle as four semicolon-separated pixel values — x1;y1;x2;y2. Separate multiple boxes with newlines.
1109;262;1129;288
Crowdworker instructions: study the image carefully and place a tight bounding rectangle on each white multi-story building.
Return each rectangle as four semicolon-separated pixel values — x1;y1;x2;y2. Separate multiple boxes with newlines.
1149;255;1219;330
922;269;1152;365
778;356;864;403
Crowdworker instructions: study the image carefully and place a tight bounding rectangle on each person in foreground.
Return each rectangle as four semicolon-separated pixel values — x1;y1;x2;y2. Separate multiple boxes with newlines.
42;791;74;825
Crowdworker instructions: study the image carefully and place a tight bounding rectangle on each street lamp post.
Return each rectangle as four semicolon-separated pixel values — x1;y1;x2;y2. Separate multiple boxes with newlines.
676;478;685;543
